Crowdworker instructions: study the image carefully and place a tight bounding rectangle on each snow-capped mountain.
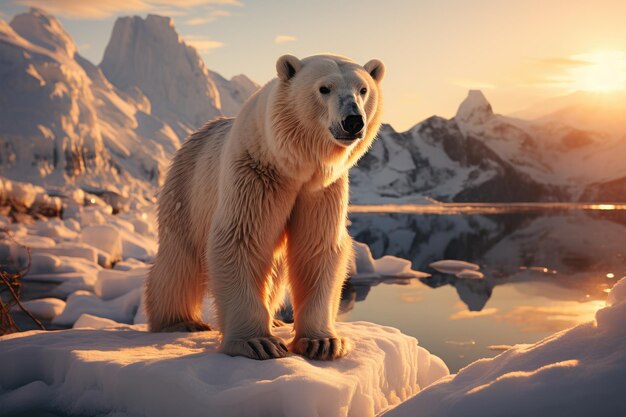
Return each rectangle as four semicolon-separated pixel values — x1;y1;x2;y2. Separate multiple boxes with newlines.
1;9;623;205
351;90;626;202
0;9;257;201
0;9;175;198
100;14;257;139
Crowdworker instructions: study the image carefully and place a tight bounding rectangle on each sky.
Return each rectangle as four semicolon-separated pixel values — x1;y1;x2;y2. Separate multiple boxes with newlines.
1;0;626;130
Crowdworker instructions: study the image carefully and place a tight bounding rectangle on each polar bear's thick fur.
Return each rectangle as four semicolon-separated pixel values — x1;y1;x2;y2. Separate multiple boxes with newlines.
145;54;385;360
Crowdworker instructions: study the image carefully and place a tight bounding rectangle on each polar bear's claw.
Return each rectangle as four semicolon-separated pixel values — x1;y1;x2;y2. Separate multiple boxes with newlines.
292;336;350;361
223;336;289;360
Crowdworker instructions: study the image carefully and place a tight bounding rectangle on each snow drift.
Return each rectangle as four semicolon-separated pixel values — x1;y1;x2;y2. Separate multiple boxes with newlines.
382;276;626;417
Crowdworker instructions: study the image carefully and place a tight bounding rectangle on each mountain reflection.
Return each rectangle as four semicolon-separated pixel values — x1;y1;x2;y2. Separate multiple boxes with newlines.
345;208;626;312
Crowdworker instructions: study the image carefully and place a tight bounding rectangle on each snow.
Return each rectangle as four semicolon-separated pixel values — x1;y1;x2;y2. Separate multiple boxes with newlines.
381;276;626;417
52;288;141;326
11;298;66;321
455;90;494;124
0;321;448;417
81;224;123;264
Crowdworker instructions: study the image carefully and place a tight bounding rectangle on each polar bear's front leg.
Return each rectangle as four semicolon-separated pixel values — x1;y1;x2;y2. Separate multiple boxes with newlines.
287;175;352;360
207;161;297;360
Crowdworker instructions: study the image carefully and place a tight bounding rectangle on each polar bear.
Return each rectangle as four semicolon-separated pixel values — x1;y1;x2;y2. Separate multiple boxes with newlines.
145;54;385;360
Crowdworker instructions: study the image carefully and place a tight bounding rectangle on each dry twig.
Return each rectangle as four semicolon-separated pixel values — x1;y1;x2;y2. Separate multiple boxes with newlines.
0;227;45;334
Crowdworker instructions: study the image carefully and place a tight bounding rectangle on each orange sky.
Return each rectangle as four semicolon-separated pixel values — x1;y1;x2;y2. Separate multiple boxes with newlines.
2;0;626;130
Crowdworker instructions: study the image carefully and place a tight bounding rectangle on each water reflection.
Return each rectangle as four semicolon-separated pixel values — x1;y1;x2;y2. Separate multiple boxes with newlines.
343;207;626;371
347;208;626;310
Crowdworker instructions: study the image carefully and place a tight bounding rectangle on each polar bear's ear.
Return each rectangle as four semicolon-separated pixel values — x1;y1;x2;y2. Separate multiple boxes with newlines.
364;59;385;83
276;55;301;81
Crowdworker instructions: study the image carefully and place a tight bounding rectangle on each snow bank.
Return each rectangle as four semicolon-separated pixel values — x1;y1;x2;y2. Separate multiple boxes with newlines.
382;276;626;417
0;322;448;417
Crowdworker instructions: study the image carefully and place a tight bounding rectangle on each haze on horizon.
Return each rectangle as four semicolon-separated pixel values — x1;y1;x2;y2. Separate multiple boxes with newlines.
1;0;625;131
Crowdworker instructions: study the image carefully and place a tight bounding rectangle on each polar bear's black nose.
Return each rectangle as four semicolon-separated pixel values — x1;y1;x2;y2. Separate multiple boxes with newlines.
341;115;364;136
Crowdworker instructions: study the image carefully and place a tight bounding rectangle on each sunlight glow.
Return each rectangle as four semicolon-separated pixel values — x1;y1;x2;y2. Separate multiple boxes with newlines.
569;51;626;92
588;204;616;210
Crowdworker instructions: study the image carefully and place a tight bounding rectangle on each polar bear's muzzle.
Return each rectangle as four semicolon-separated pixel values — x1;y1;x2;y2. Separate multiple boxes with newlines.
330;114;365;145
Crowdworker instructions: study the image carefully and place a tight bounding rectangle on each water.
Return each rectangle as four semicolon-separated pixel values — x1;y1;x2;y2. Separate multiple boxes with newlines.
343;204;626;372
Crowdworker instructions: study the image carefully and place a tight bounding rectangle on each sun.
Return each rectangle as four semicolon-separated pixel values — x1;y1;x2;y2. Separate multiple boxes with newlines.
569;51;626;93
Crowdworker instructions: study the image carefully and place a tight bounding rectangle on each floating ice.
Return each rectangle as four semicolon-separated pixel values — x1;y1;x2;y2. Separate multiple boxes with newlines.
429;260;480;274
455;269;484;280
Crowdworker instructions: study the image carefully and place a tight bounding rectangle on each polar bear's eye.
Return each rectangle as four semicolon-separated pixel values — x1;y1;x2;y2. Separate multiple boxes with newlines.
360;87;367;95
319;86;331;95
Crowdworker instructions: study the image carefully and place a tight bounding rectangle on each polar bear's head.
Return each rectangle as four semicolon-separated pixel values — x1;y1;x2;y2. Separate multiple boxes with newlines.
273;54;385;157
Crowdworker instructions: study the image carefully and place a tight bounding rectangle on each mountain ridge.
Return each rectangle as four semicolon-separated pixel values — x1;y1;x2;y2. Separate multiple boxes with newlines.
1;8;624;204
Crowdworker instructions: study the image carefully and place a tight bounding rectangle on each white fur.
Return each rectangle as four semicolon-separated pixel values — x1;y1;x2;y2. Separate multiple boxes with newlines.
145;54;385;360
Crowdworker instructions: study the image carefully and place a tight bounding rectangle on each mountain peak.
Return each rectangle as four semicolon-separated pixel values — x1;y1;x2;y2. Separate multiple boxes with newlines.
100;14;223;138
10;8;76;57
455;90;493;124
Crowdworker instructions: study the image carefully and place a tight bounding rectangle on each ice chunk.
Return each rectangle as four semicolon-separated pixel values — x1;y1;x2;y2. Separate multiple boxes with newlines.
81;224;123;264
455;269;484;279
74;313;131;329
31;243;98;264
429;260;480;274
349;241;379;280
375;256;430;278
0;321;448;417
95;267;149;299
12;298;66;321
28;254;62;274
52;288;141;326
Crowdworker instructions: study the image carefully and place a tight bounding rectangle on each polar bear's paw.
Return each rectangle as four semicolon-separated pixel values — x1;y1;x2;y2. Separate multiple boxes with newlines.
291;336;351;361
160;321;212;332
222;336;289;360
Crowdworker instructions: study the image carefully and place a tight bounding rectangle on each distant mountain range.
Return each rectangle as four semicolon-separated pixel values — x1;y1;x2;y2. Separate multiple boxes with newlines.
350;90;626;202
1;8;625;203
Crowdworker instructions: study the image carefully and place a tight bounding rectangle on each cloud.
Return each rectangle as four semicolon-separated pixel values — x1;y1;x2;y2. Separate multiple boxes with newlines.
151;0;241;5
184;9;232;25
183;35;224;52
536;57;591;68
15;0;149;19
14;0;241;19
274;35;297;44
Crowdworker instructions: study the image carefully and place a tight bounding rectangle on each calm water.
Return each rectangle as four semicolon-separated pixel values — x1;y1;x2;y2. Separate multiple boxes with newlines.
343;204;626;372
